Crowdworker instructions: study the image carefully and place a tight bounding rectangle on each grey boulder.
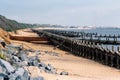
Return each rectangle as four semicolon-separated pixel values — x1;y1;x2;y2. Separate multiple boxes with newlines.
30;76;44;80
0;59;14;73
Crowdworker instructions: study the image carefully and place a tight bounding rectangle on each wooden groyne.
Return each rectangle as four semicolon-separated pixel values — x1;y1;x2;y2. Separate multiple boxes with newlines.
43;30;120;45
32;29;120;69
10;35;48;42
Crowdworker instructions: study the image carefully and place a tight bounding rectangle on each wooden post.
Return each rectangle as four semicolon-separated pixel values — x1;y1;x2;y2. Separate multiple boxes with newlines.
112;46;114;52
98;34;101;40
114;34;116;42
117;46;120;52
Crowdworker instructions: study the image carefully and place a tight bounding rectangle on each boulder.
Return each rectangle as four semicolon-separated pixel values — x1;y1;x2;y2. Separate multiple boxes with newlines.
8;74;17;80
0;41;6;48
28;56;40;66
8;68;29;80
28;56;39;61
32;61;39;66
0;77;4;80
15;75;24;80
45;64;57;74
30;76;44;80
23;70;29;80
39;62;46;68
0;59;14;73
7;47;15;54
7;44;23;51
45;64;51;71
0;73;8;80
20;61;28;67
18;53;28;61
0;65;6;74
15;61;28;67
12;56;21;62
15;68;25;76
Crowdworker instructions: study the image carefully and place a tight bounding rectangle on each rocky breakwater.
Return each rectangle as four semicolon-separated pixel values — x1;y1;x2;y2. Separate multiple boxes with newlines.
0;41;68;80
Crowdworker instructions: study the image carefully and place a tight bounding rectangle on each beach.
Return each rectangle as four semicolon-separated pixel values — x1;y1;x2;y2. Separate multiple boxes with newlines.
10;28;120;80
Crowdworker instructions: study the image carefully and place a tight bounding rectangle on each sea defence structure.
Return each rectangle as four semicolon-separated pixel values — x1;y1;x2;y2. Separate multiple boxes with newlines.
32;29;120;69
43;30;120;45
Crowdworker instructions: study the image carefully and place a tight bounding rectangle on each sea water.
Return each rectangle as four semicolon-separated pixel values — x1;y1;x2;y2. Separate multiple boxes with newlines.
63;28;120;51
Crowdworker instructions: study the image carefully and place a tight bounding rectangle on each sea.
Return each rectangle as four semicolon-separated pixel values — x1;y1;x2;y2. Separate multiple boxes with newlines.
61;27;120;52
64;27;120;35
80;28;120;52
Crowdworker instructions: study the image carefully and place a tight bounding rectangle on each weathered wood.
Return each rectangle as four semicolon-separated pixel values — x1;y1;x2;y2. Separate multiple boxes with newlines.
10;35;48;42
32;29;120;69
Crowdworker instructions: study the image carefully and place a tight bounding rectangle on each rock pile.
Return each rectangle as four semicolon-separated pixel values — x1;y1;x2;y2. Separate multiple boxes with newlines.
0;42;68;80
0;44;44;80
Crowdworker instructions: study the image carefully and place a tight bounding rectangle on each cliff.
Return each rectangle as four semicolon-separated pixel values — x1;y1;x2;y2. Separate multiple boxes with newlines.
0;15;33;31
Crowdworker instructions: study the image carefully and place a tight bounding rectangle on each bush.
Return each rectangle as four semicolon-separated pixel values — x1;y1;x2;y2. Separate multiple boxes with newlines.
0;52;6;60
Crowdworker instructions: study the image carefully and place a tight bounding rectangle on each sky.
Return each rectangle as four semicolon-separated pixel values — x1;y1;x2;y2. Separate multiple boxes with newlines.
0;0;120;27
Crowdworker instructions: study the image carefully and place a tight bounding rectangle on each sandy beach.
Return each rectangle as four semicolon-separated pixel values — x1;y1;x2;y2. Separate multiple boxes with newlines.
10;28;120;80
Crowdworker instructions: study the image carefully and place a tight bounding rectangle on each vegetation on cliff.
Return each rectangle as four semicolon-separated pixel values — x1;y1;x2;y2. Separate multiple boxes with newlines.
0;15;34;31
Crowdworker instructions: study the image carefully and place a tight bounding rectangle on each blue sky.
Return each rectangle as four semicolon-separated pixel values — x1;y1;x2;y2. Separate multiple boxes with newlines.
0;0;120;27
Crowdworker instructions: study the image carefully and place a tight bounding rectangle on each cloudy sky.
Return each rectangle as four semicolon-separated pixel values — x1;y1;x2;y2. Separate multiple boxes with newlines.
0;0;120;27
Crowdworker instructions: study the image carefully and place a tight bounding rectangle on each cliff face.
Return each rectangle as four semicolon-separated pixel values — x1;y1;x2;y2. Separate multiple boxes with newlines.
0;15;33;31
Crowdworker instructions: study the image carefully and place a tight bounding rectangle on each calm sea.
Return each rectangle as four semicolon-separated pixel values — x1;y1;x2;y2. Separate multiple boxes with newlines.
65;28;120;36
64;28;120;51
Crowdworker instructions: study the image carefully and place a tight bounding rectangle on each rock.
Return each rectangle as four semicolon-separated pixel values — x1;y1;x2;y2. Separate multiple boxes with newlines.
32;61;39;66
0;41;6;48
45;64;51;71
0;77;4;80
0;73;8;80
39;63;57;74
30;76;44;80
7;47;15;54
60;71;68;75
6;44;22;55
0;59;14;73
28;61;39;66
15;75;24;80
20;61;28;66
35;50;41;55
28;56;40;66
15;61;28;67
8;68;25;80
0;65;6;74
27;49;35;52
8;68;29;80
23;70;29;80
29;56;39;61
18;53;28;61
28;61;33;66
7;44;23;51
12;56;21;62
15;68;25;76
38;62;46;71
39;62;46;68
44;64;57;74
45;51;59;56
0;65;8;79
